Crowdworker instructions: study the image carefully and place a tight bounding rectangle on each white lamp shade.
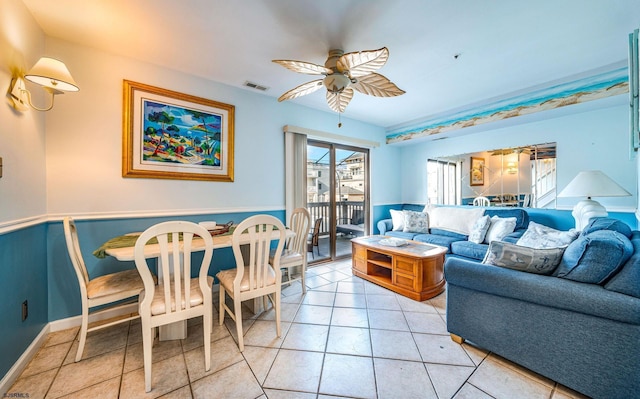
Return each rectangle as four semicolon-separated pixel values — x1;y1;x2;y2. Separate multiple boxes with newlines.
25;57;79;92
557;170;630;198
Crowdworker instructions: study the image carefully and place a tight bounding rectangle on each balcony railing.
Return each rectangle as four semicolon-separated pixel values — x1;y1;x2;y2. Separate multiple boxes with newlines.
307;201;365;235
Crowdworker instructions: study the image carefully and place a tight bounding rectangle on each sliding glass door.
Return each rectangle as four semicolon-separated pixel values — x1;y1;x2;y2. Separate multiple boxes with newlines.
307;140;369;263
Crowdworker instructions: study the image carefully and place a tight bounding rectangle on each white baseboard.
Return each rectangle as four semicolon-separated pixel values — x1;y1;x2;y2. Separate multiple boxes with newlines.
0;324;50;396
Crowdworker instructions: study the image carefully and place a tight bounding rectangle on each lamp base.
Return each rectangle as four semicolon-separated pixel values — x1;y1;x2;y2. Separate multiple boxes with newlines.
572;199;607;231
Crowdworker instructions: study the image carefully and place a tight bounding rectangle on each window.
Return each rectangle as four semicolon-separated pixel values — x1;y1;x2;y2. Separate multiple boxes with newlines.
427;159;458;205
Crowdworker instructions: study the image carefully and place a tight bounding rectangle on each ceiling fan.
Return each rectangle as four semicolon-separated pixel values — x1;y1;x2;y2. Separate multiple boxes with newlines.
272;47;405;113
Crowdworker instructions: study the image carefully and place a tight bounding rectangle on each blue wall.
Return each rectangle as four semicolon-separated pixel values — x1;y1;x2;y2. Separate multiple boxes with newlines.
0;225;48;378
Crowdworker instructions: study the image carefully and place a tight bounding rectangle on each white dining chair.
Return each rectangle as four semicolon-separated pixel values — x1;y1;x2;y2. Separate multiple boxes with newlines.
216;214;286;351
473;196;490;206
63;217;147;362
269;207;310;294
134;221;214;392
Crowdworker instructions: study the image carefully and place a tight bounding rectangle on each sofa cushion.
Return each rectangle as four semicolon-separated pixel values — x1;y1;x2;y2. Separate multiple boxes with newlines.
390;209;404;231
556;230;634;284
582;217;632;238
605;231;640;298
385;230;420;240
482;241;565;275
428;206;485;235
428;228;468;240
484;216;517;244
516;221;579;249
402;210;429;233
484;208;529;231
469;215;491;244
413;234;459;252
450;241;489;260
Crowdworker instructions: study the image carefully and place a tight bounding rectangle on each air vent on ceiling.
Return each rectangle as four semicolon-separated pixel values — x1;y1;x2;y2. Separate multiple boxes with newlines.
243;81;269;91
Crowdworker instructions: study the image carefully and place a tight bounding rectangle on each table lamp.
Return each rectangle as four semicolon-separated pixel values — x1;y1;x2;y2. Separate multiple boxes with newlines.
558;170;631;230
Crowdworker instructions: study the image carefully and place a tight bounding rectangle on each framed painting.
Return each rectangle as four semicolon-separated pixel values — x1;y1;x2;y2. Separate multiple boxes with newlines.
122;80;234;181
470;157;485;186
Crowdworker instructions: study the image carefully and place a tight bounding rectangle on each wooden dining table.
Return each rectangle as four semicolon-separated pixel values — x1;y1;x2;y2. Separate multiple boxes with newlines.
96;227;295;340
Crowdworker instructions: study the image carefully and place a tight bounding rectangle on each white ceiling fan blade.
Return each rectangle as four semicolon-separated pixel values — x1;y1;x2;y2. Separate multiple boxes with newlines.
337;47;389;77
351;73;405;97
272;60;333;75
277;79;324;102
326;87;354;113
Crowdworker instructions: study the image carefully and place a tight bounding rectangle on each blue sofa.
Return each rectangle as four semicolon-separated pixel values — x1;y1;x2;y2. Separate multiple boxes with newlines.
377;205;529;260
444;218;640;399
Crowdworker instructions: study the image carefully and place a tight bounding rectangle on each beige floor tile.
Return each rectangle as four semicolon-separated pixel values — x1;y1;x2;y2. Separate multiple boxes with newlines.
311;282;338;292
63;323;129;364
307;265;334;276
56;376;121;399
304;275;333;289
241;346;279;384
405;311;448;335
366;293;401;310
258;302;301;322
333;292;367;308
7;368;56;399
223;316;256;344
325;326;372;356
185;336;244;381
363;282;395;295
293;304;333;325
454;383;494;399
461;341;489;366
489;353;555;388
370;329;421;361
330;307;369;328
336;280;365;294
413;333;475;366
21;341;71;377
319;353;376;399
281;322;329;352
158;386;193;398
301;290;336;306
192;359;263;399
128;320;143;346
367;309;410;331
120;354;189;398
263;349;324;393
263;388;316;399
242;320;290;348
374;358;438;399
124;339;183;373
281;282;304;299
429;292;447;314
396;295;438;313
44;327;78;347
426;363;475;399
48;348;125;398
317;270;351;283
552;384;591;399
468;356;553;399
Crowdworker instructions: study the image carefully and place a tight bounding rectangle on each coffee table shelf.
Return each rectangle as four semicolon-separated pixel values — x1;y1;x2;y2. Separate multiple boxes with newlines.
351;236;447;301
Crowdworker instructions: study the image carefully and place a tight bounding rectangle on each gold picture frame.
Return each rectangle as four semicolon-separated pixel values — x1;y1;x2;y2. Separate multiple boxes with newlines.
123;80;234;182
470;157;485;186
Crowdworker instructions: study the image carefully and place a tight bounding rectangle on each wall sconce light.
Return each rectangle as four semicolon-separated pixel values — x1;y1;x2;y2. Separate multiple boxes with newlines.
506;162;518;174
9;57;79;111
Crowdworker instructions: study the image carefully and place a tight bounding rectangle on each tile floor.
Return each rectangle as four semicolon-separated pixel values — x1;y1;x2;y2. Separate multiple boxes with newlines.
7;260;590;399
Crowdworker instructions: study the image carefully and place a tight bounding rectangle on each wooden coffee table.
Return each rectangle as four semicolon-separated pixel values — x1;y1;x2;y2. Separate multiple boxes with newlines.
351;236;447;301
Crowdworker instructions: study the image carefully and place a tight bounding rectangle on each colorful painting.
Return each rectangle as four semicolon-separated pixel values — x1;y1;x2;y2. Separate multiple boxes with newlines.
123;81;234;181
470;157;485;186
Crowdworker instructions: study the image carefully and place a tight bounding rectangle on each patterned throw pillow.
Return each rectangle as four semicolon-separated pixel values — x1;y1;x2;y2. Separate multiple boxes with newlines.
482;241;565;274
390;209;405;231
468;215;491;244
402;210;429;233
517;221;579;249
483;216;517;244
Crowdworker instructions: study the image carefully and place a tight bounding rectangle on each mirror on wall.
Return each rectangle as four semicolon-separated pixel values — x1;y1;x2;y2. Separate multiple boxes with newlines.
429;143;557;209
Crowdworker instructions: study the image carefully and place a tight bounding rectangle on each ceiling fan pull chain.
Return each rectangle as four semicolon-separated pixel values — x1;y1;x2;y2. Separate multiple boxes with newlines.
338;112;342;128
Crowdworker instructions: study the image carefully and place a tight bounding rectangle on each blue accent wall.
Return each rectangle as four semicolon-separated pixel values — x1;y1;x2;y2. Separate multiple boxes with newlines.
0;224;48;378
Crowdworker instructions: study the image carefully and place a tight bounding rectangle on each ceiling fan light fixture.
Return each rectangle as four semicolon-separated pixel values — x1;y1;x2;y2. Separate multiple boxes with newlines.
323;73;350;93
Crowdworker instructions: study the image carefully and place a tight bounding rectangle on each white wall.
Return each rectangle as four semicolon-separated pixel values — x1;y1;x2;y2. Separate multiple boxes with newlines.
0;0;47;224
398;101;637;211
38;38;398;219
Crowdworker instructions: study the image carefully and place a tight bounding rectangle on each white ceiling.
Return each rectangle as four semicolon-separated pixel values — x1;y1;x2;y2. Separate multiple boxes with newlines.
21;0;640;129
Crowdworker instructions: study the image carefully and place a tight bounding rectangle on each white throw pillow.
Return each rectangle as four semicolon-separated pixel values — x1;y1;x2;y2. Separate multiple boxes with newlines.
403;210;429;233
468;215;491;244
390;209;405;231
429;206;486;235
517;221;579;249
484;216;517;244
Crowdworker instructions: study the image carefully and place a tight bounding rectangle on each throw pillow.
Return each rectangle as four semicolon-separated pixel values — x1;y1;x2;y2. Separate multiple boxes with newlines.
482;241;565;274
468;215;491;244
555;230;634;284
516;221;579;249
605;231;640;298
582;217;632;239
403;210;429;233
429;206;486;235
483;216;517;244
390;209;404;231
